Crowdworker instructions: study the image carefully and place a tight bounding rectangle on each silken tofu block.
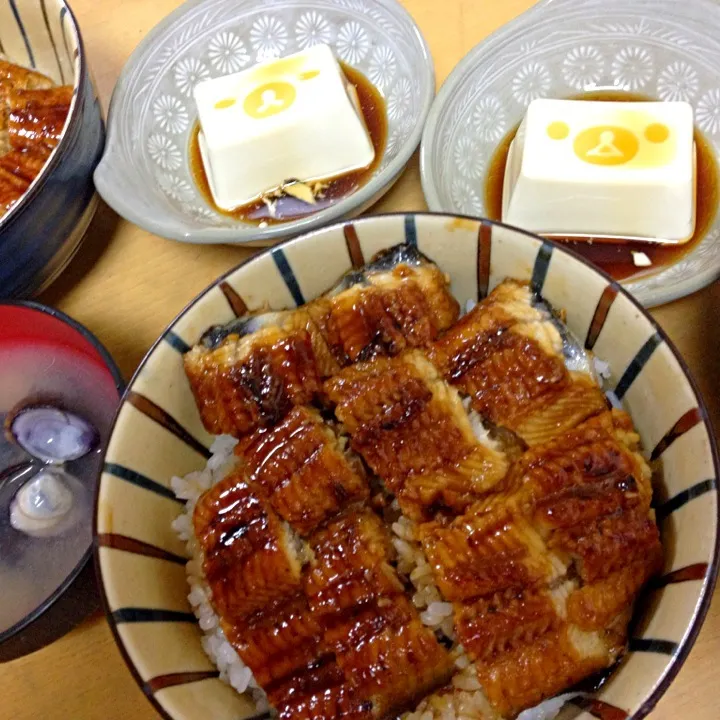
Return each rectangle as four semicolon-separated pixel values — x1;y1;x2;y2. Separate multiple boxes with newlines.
502;99;696;243
193;44;375;211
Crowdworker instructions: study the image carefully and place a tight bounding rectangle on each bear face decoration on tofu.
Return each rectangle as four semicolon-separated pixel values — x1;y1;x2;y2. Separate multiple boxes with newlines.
193;44;375;211
502;99;696;243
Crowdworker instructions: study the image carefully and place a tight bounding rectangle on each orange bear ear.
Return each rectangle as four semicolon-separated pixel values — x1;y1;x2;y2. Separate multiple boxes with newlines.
645;122;670;143
546;121;570;140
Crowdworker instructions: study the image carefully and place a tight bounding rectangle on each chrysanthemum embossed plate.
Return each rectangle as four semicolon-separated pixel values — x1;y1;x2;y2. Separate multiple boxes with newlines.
95;0;434;245
420;0;720;307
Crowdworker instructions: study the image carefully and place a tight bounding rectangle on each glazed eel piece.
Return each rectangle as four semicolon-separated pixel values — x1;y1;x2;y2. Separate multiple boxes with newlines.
418;410;661;717
184;245;461;438
193;482;453;718
328;349;661;717
321;279;662;717
0;59;54;142
0;60;72;214
188;283;456;719
325;350;508;521
428;279;608;447
186;249;662;718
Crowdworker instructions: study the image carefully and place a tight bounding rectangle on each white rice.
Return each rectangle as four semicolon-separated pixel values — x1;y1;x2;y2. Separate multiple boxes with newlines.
392;514;456;640
517;693;584;720
593;357;612;383
404;663;501;720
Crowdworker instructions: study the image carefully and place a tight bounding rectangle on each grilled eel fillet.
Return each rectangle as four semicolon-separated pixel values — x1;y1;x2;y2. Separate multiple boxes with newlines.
318;261;460;366
0;144;51;213
234;406;370;536
325;351;508;521
0;61;71;213
0;60;54;91
0;60;53;140
194;490;453;719
188;262;661;718
184;260;460;438
7;84;73;150
418;410;662;717
429;280;608;447
184;326;323;438
193;470;309;621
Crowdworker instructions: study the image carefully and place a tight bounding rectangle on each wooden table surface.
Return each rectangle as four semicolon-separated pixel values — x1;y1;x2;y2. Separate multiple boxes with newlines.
1;0;718;718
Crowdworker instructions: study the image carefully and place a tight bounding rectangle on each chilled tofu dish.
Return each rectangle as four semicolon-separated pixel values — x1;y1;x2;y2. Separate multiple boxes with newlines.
483;95;719;281
172;245;662;720
503;99;696;243
190;44;385;224
0;60;73;219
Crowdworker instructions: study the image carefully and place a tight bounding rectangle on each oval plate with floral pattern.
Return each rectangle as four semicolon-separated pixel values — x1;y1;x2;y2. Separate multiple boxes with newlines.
421;0;720;307
95;0;433;245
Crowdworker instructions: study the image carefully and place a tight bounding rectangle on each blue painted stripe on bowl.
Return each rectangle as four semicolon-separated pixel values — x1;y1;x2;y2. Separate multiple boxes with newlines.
614;333;662;401
8;0;35;67
40;0;65;83
164;330;191;354
656;478;717;520
104;462;183;504
530;242;553;294
59;6;71;67
404;214;418;246
271;247;305;306
628;638;679;655
112;608;195;624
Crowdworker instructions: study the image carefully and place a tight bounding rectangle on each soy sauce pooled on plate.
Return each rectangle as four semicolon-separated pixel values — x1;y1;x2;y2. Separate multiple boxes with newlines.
190;56;387;226
486;91;719;281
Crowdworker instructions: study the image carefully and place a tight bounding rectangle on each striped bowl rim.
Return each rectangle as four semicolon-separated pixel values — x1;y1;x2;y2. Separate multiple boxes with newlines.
0;0;85;234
